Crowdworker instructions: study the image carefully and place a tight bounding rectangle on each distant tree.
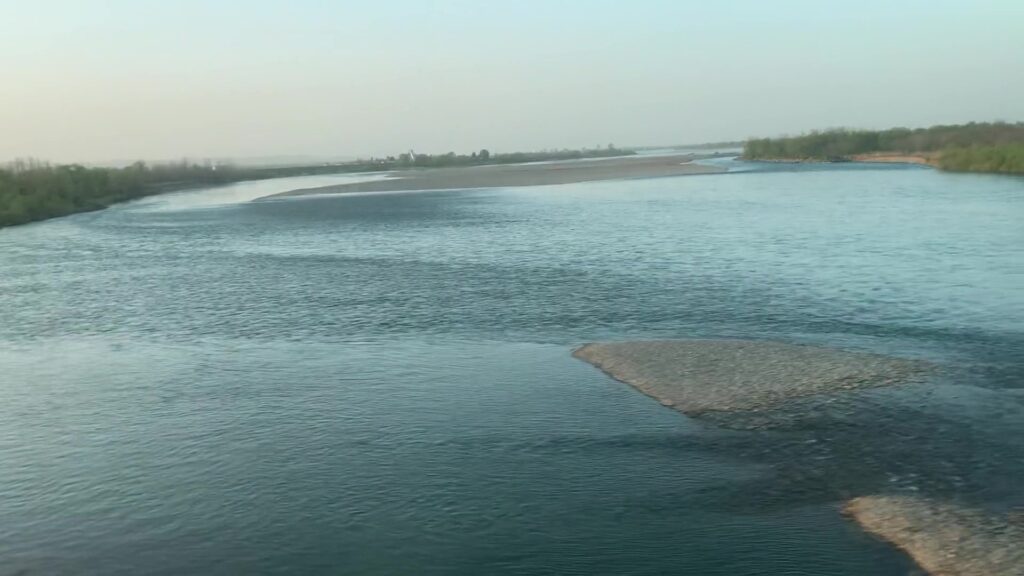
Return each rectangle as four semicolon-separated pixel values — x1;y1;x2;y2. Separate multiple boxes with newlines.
478;149;490;161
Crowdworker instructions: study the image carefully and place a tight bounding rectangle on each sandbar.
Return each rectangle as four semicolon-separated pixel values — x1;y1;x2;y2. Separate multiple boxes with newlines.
268;153;725;197
572;340;928;415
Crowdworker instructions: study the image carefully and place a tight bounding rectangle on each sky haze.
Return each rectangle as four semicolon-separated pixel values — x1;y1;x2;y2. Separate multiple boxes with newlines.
3;0;1022;163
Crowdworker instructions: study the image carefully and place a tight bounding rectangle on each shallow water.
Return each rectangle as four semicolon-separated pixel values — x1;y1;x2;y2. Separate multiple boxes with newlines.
1;161;1021;575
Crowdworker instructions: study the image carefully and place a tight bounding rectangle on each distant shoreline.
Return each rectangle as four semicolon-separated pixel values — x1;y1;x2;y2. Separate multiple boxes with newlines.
0;147;643;229
742;122;1024;174
744;153;936;167
267;153;728;198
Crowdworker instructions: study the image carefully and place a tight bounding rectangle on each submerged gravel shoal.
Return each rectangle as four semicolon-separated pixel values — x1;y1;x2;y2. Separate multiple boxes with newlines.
844;495;1024;576
573;340;930;415
574;340;1024;575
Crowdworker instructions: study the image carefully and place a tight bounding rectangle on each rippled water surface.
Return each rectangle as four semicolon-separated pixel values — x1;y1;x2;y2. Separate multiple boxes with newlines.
1;163;1022;575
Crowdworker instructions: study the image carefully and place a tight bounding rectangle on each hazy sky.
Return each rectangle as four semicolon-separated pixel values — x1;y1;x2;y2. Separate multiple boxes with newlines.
3;0;1022;163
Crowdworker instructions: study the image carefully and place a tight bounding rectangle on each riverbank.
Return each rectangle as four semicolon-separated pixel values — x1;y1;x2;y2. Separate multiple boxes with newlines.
267;153;725;198
849;152;937;165
743;153;937;167
742;122;1024;174
737;153;937;167
0;161;370;229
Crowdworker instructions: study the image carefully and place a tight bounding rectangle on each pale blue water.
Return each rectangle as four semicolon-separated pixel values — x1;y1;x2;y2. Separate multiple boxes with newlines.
1;162;1022;575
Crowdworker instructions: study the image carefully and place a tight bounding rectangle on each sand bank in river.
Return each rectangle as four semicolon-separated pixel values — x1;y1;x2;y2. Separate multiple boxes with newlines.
268;153;725;197
572;340;1024;574
844;496;1024;576
572;340;929;416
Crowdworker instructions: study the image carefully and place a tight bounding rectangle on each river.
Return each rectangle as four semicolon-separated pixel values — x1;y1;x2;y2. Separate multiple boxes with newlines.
1;162;1021;575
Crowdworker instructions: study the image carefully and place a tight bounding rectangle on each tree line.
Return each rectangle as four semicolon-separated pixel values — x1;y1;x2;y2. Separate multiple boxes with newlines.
378;145;632;168
0;146;635;228
742;122;1024;174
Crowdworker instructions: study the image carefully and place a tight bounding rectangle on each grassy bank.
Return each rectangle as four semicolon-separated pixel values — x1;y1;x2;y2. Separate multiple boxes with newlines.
0;147;634;228
742;122;1024;174
936;144;1024;174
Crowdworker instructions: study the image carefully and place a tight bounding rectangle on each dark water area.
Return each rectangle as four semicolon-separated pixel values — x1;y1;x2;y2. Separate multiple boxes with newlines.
1;163;1021;575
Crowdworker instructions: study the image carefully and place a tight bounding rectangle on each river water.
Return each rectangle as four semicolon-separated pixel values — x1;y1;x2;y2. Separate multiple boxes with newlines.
1;162;1022;575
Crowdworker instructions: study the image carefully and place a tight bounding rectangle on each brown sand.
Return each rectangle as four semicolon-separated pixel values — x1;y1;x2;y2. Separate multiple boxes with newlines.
269;154;725;197
572;340;928;415
850;152;939;166
844;496;1024;576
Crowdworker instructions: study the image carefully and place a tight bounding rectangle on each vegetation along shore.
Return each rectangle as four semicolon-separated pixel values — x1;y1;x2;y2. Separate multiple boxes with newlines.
742;121;1024;174
6;121;1023;230
0;146;634;228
